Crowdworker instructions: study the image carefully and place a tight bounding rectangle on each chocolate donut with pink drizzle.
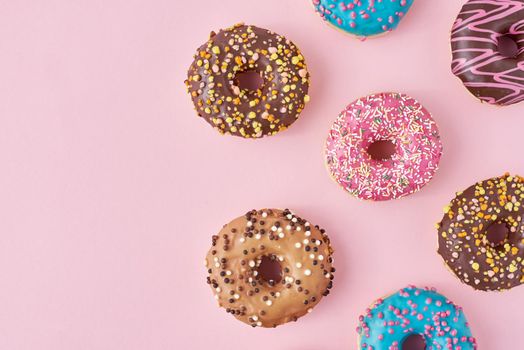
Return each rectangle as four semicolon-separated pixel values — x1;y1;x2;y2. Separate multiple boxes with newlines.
325;93;442;201
451;0;524;106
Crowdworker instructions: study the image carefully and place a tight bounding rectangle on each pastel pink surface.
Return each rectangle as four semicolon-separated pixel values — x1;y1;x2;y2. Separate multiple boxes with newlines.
0;1;523;350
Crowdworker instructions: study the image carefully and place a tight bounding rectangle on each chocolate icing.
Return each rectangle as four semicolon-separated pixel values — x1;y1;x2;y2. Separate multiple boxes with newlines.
205;209;335;327
451;0;524;106
437;174;524;291
186;24;310;138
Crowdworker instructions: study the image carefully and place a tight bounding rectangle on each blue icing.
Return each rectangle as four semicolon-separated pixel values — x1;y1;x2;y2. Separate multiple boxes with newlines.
312;0;414;37
357;286;477;350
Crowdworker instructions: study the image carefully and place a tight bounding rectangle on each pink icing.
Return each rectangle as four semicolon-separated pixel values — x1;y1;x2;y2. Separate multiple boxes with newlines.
325;92;443;201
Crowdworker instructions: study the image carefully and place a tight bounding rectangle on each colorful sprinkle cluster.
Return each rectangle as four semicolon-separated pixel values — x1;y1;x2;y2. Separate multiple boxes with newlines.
186;24;310;138
357;286;477;350
312;0;414;38
325;92;443;201
438;174;524;291
204;209;335;327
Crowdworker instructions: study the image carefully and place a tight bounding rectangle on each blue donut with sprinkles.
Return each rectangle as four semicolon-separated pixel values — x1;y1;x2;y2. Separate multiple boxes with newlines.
312;0;415;39
357;286;477;350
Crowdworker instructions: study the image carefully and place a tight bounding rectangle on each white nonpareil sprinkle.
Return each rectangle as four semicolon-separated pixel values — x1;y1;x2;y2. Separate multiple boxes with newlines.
296;262;302;268
304;269;312;276
248;260;256;267
266;300;272;306
318;255;324;261
278;232;285;238
295;242;301;248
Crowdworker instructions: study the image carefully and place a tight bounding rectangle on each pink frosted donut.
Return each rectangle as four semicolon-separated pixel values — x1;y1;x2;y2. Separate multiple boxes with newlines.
325;92;443;201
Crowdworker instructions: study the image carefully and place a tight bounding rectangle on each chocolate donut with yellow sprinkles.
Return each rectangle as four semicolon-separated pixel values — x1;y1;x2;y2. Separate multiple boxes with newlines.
186;24;310;138
437;174;524;291
205;209;335;327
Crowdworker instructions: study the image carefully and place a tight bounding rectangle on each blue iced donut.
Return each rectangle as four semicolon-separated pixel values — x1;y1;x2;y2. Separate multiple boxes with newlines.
312;0;414;39
357;286;477;349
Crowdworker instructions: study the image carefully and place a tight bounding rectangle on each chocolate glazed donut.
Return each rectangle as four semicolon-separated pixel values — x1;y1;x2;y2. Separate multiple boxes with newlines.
437;174;524;291
186;24;310;138
451;0;524;106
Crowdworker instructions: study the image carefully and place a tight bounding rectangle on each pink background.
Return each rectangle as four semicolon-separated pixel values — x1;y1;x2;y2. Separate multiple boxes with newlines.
1;0;523;349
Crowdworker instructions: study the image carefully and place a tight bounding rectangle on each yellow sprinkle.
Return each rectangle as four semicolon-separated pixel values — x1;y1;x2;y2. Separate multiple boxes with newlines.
472;262;480;271
212;46;220;54
304;95;310;103
248;112;256;119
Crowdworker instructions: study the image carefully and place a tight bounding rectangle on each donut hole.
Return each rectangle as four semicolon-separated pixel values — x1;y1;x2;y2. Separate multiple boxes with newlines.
486;222;509;247
257;255;282;285
235;70;264;91
367;140;396;161
498;35;519;59
402;334;426;350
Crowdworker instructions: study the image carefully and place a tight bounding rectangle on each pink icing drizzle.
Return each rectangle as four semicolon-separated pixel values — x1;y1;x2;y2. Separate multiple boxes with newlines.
451;0;524;106
325;93;443;201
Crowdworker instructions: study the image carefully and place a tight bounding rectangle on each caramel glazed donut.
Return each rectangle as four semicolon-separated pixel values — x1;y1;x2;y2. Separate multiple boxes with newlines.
438;174;524;291
186;24;310;138
205;209;335;327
